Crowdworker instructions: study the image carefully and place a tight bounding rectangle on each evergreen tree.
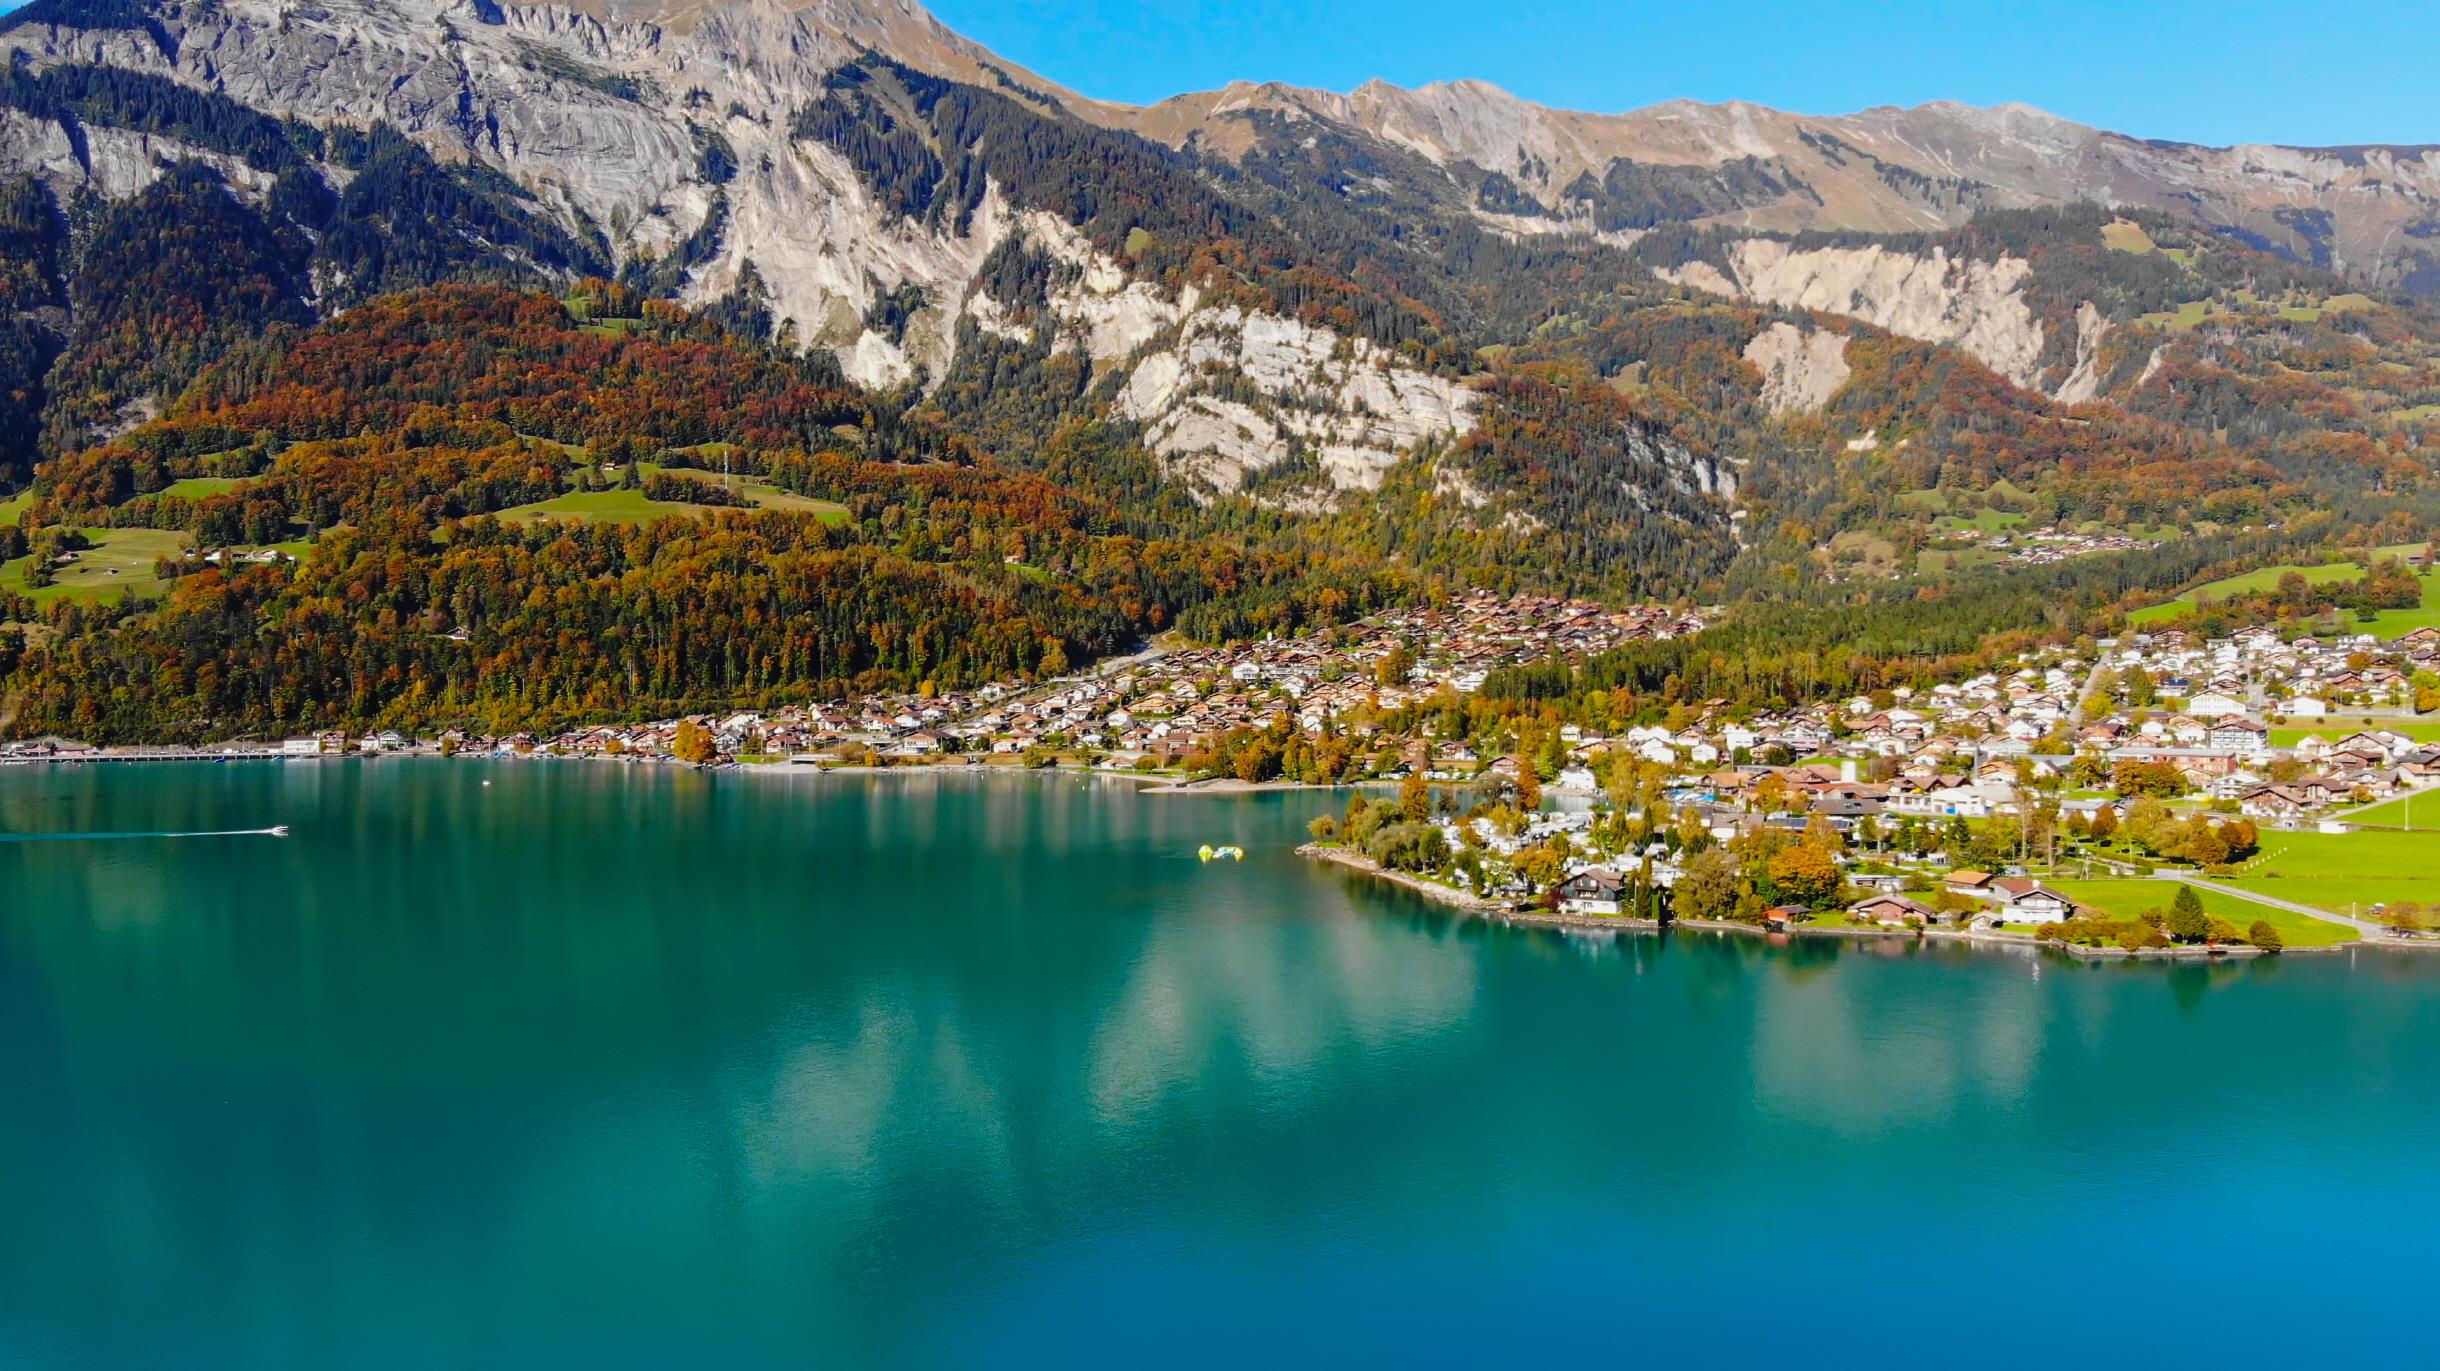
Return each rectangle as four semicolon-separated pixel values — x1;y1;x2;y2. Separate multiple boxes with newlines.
2167;885;2211;942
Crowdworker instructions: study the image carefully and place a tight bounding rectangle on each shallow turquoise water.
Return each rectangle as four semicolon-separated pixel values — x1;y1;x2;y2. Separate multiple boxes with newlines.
2;762;2436;1367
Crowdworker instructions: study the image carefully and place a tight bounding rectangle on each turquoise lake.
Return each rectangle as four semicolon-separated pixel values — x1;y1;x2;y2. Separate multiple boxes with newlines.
3;761;2438;1367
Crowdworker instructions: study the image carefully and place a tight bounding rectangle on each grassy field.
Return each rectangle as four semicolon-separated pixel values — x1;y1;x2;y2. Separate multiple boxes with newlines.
0;528;187;606
0;491;29;526
1937;508;2029;535
654;470;850;522
157;476;242;500
2334;789;2440;832
1919;547;2006;575
2131;547;2432;626
2271;720;2440;748
2274;293;2377;323
2354;565;2440;637
2100;220;2158;254
2223;830;2440;922
2048;878;2359;947
2135;300;2233;332
495;487;707;525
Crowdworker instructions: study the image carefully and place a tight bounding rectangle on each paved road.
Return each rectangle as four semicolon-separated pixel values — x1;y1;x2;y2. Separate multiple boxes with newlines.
2069;651;2115;728
2155;871;2392;936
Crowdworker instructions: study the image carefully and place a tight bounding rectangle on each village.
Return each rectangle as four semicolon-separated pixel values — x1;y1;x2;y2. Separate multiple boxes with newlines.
7;589;2437;947
1296;613;2440;950
0;590;1699;767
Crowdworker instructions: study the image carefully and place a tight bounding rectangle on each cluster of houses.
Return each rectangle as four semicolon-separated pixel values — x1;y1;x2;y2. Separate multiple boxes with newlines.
1570;623;2440;824
394;591;1706;766
1980;526;2160;568
1547;863;2081;929
1375;619;2438;925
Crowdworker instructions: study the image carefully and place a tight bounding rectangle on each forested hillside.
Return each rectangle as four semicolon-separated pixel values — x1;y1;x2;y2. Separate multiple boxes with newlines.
0;0;2433;742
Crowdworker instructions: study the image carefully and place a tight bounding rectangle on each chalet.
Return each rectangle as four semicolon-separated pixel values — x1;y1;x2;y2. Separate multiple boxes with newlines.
1850;893;1940;927
1990;878;2077;923
2207;719;2269;754
2241;784;2311;820
1946;871;1998;899
1554;869;1630;917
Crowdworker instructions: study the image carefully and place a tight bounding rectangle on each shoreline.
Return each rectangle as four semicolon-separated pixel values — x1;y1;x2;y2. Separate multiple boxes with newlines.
1296;843;2388;959
3;753;2424;959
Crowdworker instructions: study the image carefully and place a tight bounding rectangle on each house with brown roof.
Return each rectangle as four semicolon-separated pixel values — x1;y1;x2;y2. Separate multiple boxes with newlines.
1850;893;1940;927
1990;879;2077;923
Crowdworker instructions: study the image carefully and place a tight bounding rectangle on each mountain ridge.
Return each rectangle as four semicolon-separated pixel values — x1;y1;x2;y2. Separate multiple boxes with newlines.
0;0;2432;745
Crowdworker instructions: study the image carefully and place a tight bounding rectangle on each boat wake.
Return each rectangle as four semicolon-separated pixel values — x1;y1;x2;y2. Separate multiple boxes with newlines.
0;826;290;844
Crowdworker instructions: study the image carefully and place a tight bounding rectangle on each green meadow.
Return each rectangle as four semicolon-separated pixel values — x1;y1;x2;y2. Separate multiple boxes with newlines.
2270;721;2440;748
2223;830;2440;922
2131;546;2434;626
0;528;187;606
2334;789;2440;832
2048;879;2358;947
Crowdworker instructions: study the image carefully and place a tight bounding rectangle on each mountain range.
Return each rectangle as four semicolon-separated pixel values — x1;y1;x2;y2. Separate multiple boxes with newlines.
0;0;2432;740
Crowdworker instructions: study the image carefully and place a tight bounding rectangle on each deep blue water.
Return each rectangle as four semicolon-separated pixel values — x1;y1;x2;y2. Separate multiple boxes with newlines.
2;761;2435;1367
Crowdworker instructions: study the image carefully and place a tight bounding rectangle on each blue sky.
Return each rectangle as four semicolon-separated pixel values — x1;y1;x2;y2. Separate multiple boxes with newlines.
931;0;2438;148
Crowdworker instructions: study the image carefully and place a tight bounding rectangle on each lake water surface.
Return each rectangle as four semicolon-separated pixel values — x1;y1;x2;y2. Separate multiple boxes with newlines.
3;762;2436;1367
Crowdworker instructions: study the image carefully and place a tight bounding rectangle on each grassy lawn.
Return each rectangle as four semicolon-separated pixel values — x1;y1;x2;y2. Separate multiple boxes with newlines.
1919;547;2006;575
2334;789;2440;832
2223;830;2440;922
2101;220;2159;254
2271;720;2440;748
2136;300;2229;332
2354;566;2440;637
1938;508;2029;535
0;528;188;606
2049;878;2358;947
653;469;851;523
0;491;30;526
1825;530;1901;574
517;433;592;460
2132;550;2431;625
156;476;242;500
494;487;713;525
498;463;852;528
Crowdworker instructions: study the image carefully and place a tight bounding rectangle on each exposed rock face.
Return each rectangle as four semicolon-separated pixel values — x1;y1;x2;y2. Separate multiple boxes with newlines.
1127;79;2440;297
0;0;1099;385
1743;322;1852;416
1110;307;1478;497
2052;302;2112;406
947;214;1477;497
0;0;1488;485
1726;241;2045;391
